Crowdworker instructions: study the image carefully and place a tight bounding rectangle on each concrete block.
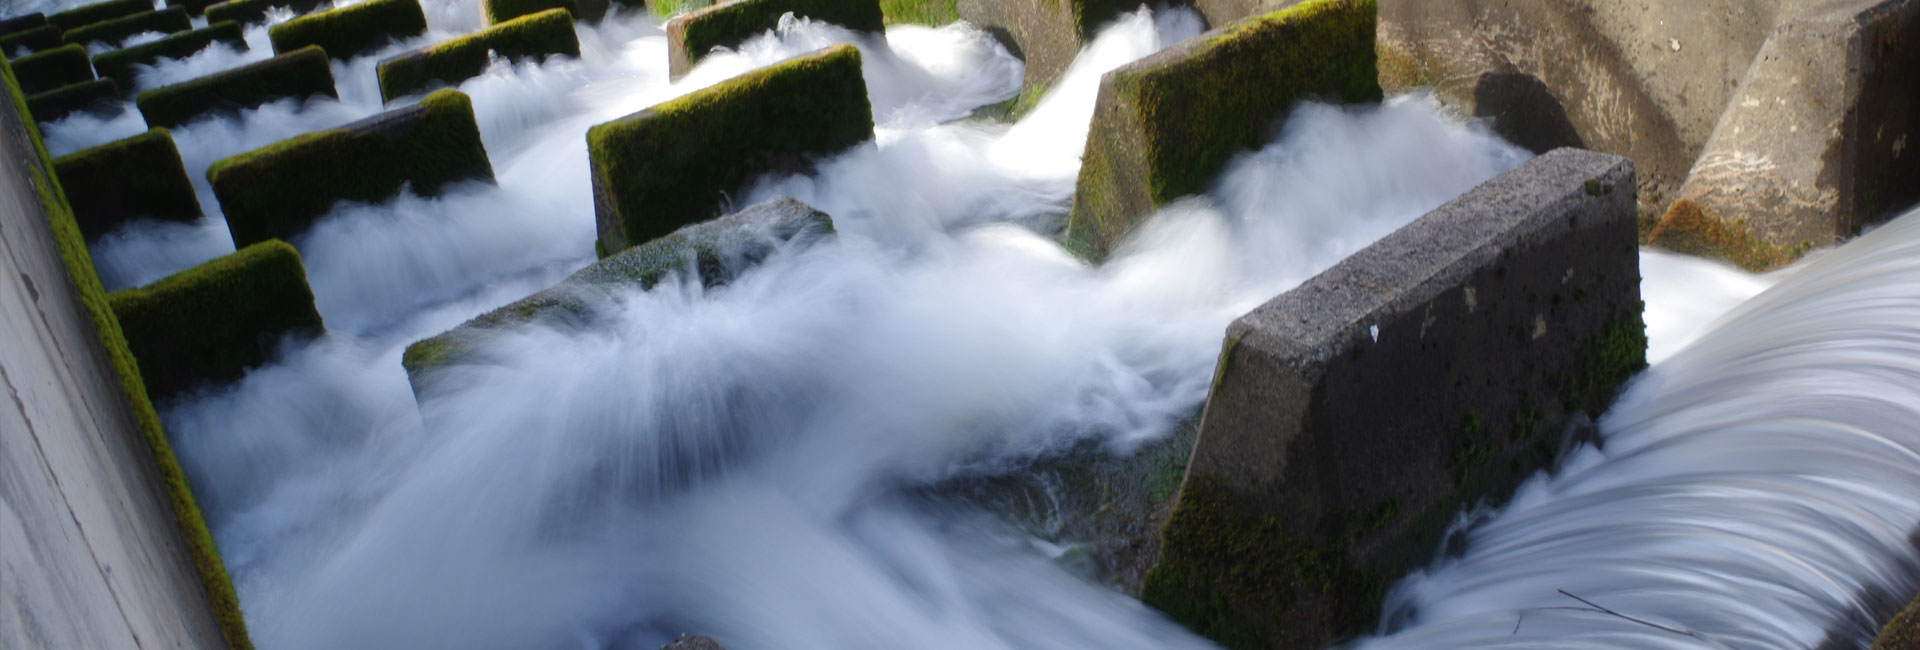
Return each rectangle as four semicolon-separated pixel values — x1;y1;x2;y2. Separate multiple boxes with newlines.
93;21;249;96
664;0;883;80
268;0;428;61
209;88;494;246
135;45;336;129
61;7;192;49
53;127;201;241
376;7;578;102
46;0;150;31
109;239;323;399
1066;0;1380;260
0;13;48;37
2;24;62;58
953;0;1137;93
402;197;834;393
1651;0;1920;270
483;0;607;24
587;43;870;255
1142;148;1645;648
205;0;332;27
26;77;120;122
12;43;94;95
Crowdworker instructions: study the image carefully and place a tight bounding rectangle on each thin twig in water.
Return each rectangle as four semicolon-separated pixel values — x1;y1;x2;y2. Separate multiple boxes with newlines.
1511;612;1524;636
1557;589;1701;638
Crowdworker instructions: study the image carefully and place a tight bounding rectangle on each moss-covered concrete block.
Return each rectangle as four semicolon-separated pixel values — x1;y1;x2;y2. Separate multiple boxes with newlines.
1143;149;1643;649
0;13;48;37
135;45;335;128
93;21;249;96
268;0;427;61
588;43;870;254
953;0;1133;93
1875;591;1920;650
53;127;201;240
61;8;192;48
664;0;883;80
12;43;94;95
26;77;120;122
209;88;493;246
879;0;958;26
204;0;332;27
109;239;323;399
1065;0;1381;261
167;0;231;17
376;8;578;102
483;0;607;24
2;24;63;58
403;197;834;392
47;0;151;31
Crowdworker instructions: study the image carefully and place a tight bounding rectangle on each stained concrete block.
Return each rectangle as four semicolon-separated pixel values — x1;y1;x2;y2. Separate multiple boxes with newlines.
26;77;121;122
1651;0;1920;270
2;24;62;58
588;43;870;255
209;88;494;246
268;0;428;61
1065;0;1380;260
664;0;883;80
953;0;1135;93
53;128;201;240
376;7;579;102
135;45;337;128
402;197;834;394
60;7;192;49
12;43;94;95
93;21;250;96
0;13;48;37
1142;148;1645;648
46;0;150;31
204;0;333;27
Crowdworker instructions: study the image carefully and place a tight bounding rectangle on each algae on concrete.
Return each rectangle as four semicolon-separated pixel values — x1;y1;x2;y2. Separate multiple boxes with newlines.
376;8;579;102
268;0;427;60
2;24;62;57
664;0;884;79
12;43;94;94
205;0;332;26
60;7;191;48
26;77;119;122
53;127;201;240
46;0;150;31
135;45;336;128
93;21;249;95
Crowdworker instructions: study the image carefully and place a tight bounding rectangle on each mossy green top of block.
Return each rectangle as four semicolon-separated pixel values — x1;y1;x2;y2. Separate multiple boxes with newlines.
204;0;332;26
93;21;249;95
61;7;192;48
167;0;232;17
134;45;336;128
11;43;93;94
667;0;882;76
0;13;48;37
376;8;578;102
2;24;63;57
25;77;119;122
587;43;871;253
208;88;494;246
483;0;600;25
54;127;202;239
47;0;150;31
0;48;254;650
268;0;426;60
109;239;323;398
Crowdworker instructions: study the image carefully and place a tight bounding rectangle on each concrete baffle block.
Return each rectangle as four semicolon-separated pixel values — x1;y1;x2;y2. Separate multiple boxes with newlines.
205;0;333;27
376;7;579;102
26;77;121;121
46;0;151;31
93;20;249;96
664;0;883;80
268;0;427;60
2;24;63;58
954;0;1141;94
134;44;336;128
60;7;192;49
12;43;94;94
53;127;201;239
1143;148;1646;648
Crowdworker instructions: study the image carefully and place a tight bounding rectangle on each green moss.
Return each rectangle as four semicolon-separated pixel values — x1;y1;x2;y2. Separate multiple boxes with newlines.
1873;592;1920;650
0;13;49;38
61;8;192;48
1066;0;1380;259
209;88;493;246
969;81;1046;122
12;44;93;95
166;0;231;17
0;50;254;650
484;0;599;24
54;127;202;239
135;45;336;128
268;0;427;60
376;8;579;102
2;25;63;58
26;78;119;122
110;240;323;398
587;43;870;253
879;0;956;25
93;21;249;95
669;0;883;74
204;0;331;27
649;0;713;19
1566;307;1648;413
1648;198;1806;272
47;0;150;31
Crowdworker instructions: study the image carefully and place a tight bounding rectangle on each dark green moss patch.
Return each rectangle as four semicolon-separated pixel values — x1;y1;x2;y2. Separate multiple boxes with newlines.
12;43;93;95
204;0;331;27
1874;591;1920;650
268;0;427;60
0;13;48;37
26;77;119;122
53;127;201;240
879;0;955;25
1065;0;1380;260
2;24;62;58
167;0;231;17
588;43;870;254
110;239;323;399
61;8;191;48
209;88;493;246
93;21;249;95
484;0;603;24
665;0;883;78
1;51;253;650
135;45;335;128
376;8;578;102
47;0;150;31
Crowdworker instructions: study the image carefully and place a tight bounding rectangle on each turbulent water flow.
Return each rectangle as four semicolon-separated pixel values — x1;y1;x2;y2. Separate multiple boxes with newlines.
39;0;1919;648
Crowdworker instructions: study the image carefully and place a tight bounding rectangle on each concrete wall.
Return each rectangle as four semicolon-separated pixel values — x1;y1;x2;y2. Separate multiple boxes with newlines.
0;59;227;649
1143;148;1645;648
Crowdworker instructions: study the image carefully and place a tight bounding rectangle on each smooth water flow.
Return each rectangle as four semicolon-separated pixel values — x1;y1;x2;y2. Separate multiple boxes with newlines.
29;1;1919;648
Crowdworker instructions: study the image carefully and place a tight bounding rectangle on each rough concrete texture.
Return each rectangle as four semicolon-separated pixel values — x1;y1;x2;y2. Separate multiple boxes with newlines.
1144;149;1644;648
1652;0;1920;267
403;197;833;395
0;52;228;650
663;0;883;80
953;0;1131;93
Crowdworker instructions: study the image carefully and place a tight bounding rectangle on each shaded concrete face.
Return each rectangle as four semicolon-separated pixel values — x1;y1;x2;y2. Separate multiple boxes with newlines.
955;0;1088;93
1147;149;1644;647
0;62;226;650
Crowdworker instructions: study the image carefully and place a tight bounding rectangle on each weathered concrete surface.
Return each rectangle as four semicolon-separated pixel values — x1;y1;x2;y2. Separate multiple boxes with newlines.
1652;0;1920;268
1143;149;1644;649
0;57;227;649
661;634;728;650
663;0;883;80
953;0;1135;94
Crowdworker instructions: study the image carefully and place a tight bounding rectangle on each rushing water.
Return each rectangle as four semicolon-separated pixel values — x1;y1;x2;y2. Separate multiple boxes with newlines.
28;0;1920;648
